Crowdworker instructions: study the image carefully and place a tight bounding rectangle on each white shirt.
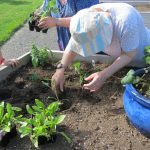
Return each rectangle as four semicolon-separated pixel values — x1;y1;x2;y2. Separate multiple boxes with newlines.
92;3;150;64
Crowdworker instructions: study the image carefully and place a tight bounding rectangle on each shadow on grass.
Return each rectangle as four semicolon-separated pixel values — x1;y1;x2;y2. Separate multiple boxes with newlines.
0;0;31;5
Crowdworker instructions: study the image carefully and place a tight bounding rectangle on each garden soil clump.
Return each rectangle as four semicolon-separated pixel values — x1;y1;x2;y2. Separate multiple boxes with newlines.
0;62;150;150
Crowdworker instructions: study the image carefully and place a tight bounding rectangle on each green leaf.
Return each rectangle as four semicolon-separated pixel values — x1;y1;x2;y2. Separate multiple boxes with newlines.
6;103;14;117
47;96;58;101
0;101;4;121
47;102;60;116
144;55;150;65
18;126;32;138
121;70;135;85
49;0;56;8
2;113;10;124
31;137;39;148
12;107;22;112
144;46;150;54
126;69;135;76
53;115;66;125
35;99;45;109
33;126;46;136
38;47;49;66
133;76;141;84
0;101;4;107
59;132;72;143
42;81;50;88
31;45;39;68
14;115;23;123
32;57;39;68
73;61;81;74
34;113;45;125
2;125;11;132
26;105;34;115
32;106;42;113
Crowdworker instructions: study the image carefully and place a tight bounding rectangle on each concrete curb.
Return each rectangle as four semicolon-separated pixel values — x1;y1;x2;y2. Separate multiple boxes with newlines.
0;50;114;82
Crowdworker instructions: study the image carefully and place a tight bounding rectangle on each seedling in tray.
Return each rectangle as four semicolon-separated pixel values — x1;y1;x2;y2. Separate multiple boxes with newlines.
28;0;58;33
17;99;71;148
0;102;22;147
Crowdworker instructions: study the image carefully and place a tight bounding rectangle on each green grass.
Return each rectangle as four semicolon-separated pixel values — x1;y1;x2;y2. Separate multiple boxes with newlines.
0;0;43;46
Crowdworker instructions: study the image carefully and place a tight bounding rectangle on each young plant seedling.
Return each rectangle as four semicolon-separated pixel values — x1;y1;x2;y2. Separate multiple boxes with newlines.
0;102;22;146
73;61;88;85
143;45;150;65
121;46;150;98
18;99;71;148
28;0;58;33
31;45;50;68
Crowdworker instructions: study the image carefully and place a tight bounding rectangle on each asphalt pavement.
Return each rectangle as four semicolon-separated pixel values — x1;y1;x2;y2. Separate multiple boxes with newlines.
1;22;59;59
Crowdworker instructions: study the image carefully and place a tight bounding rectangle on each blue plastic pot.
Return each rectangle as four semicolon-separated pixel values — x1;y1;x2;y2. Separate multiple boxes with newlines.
123;84;150;137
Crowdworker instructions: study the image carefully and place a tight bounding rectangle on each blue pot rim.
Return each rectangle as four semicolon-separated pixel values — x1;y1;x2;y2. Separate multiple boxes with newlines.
126;84;150;108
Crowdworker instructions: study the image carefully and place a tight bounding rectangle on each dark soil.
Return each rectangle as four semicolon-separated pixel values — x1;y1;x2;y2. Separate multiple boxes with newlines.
0;62;150;150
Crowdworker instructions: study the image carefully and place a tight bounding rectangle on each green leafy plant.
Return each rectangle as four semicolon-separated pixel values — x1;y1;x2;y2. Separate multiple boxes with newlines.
29;0;58;32
0;101;22;133
40;0;58;18
143;45;150;65
17;99;71;148
31;45;50;68
121;46;150;98
73;61;88;85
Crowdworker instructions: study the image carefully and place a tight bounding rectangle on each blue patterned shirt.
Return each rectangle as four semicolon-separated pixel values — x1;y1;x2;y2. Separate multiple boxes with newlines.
41;0;99;50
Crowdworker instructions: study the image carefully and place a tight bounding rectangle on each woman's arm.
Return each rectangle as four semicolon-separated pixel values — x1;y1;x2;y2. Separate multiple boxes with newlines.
101;51;136;79
83;51;136;92
0;50;5;64
52;50;77;92
38;16;71;29
0;50;19;67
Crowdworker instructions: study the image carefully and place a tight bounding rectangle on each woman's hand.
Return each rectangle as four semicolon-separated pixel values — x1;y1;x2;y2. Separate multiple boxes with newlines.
51;69;65;93
38;17;58;29
1;59;19;68
83;71;107;92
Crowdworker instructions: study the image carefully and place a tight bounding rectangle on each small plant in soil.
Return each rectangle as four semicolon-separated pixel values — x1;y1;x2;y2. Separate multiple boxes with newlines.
28;0;58;33
29;73;40;81
17;99;71;148
0;102;22;146
72;61;88;85
121;46;150;98
31;44;51;68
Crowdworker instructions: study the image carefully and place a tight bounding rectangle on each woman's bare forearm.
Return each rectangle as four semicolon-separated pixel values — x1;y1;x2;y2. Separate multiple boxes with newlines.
60;50;77;69
56;17;71;28
102;51;136;80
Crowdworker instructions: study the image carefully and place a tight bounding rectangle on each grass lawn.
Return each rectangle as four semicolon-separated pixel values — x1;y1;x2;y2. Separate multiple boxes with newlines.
0;0;43;46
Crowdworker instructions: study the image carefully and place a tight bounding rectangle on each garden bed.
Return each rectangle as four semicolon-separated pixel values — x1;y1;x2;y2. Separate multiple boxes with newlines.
0;52;150;150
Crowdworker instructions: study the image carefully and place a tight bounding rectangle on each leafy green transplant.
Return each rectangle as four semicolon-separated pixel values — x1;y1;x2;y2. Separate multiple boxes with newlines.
18;99;71;148
0;102;22;133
